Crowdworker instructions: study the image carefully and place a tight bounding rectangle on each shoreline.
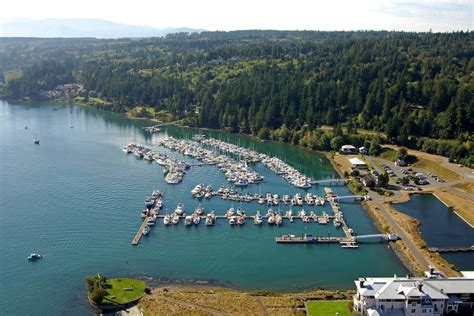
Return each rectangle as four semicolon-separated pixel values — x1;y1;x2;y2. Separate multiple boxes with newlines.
138;283;355;315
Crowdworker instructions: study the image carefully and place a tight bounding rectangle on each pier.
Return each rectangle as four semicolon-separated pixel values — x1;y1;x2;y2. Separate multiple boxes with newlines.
131;218;149;245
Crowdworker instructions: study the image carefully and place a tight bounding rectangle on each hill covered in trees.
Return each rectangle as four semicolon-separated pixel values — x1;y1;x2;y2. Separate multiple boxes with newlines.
0;31;472;165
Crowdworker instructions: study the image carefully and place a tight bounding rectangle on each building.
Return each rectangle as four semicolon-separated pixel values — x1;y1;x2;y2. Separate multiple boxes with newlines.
349;157;368;170
362;174;376;187
353;270;474;315
340;144;357;154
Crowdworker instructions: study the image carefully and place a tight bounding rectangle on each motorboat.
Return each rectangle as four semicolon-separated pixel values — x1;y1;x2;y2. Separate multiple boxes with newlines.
147;215;156;226
226;207;235;217
193;215;201;225
267;215;275;225
171;213;180;225
27;253;42;261
143;225;151;236
236;208;245;216
205;211;215;226
175;203;185;215
234;178;248;186
163;214;171;225
141;209;149;218
184;215;193;226
237;216;245;225
254;212;263;225
195;204;204;215
229;216;237;225
258;196;265;204
275;214;283;226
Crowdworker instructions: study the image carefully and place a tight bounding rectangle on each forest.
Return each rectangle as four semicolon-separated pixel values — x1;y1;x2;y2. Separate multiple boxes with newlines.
0;31;472;165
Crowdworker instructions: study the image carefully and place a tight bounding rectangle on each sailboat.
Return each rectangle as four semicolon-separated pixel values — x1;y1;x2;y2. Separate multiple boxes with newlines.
34;134;40;144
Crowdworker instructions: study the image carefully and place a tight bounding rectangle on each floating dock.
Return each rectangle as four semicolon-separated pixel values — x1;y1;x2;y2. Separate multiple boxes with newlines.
428;246;474;253
131;218;149;245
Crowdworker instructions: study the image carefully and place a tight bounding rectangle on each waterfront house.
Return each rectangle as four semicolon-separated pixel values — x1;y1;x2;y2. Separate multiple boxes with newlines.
340;144;357;154
353;270;474;315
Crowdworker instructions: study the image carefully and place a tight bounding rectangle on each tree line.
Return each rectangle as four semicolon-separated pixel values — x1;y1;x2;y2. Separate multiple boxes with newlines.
1;31;472;165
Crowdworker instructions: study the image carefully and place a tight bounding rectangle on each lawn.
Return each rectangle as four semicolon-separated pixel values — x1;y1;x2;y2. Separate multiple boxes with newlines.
101;278;146;305
307;300;353;316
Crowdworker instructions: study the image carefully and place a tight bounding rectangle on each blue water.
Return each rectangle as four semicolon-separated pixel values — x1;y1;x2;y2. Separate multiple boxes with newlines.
393;194;474;270
0;101;407;315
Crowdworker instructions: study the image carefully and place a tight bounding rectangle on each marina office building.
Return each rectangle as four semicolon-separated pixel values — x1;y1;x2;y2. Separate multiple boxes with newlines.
353;270;474;315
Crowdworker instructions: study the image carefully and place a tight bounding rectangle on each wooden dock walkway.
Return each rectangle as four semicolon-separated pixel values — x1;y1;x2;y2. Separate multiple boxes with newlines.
131;218;149;245
276;235;348;243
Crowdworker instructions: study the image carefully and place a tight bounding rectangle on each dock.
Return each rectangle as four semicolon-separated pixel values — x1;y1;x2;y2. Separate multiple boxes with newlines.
428;246;474;253
276;235;347;243
131;218;149;245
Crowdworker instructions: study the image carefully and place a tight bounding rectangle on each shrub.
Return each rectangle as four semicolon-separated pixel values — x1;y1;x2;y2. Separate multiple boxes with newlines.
89;287;106;303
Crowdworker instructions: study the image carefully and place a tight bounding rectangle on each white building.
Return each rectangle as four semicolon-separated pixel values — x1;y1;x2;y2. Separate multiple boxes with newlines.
340;144;357;154
349;157;368;169
353;271;474;315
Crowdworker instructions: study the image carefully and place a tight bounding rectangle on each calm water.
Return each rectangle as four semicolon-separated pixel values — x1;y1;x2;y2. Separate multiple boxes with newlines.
0;101;407;315
393;194;474;270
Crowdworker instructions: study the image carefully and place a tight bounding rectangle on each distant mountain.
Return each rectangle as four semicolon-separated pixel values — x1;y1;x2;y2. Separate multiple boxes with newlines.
0;18;203;38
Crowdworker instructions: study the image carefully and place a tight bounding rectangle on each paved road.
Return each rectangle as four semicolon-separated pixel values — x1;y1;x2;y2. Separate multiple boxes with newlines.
362;153;474;273
370;195;431;271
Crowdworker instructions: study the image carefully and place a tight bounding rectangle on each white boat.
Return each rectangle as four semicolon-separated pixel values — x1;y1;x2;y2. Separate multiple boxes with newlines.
184;215;193;226
236;208;245;216
147;215;156;226
143;225;151;236
163;214;171;225
141;209;148;218
27;253;42;261
195;204;204;215
229;216;237;225
226;207;235;217
175;203;185;215
234;178;248;186
205;212;215;226
258;196;266;204
267;215;275;225
275;214;283;226
254;211;263;225
171;213;180;225
193;215;201;225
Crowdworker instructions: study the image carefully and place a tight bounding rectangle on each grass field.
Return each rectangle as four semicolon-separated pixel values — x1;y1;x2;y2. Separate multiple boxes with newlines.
413;157;461;182
306;300;353;316
101;278;146;305
455;182;474;195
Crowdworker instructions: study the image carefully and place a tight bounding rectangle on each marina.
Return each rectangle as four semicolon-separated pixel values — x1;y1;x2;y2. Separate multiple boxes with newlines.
131;183;374;249
0;101;409;315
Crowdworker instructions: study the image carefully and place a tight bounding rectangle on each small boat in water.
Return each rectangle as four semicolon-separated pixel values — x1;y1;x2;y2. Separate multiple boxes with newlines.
195;204;204;215
147;215;156;226
143;225;151;236
254;212;263;225
184;215;193;226
163;214;171;225
175;203;185;215
237;216;245;225
229;216;237;225
193;215;201;225
171;213;180;225
205;211;215;226
34;134;40;144
27;253;42;261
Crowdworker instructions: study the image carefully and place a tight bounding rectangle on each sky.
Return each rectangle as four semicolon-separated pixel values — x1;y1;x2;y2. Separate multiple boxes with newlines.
0;0;472;32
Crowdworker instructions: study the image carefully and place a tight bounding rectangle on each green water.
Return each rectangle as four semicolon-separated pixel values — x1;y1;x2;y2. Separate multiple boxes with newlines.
0;101;407;315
